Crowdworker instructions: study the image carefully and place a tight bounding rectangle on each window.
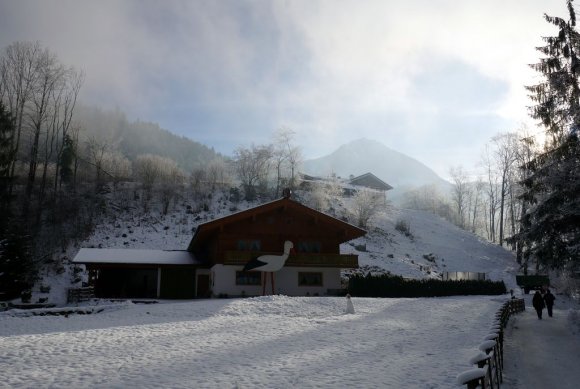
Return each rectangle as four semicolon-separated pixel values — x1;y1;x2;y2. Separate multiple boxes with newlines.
297;241;321;253
236;271;262;286
298;272;323;287
237;240;261;251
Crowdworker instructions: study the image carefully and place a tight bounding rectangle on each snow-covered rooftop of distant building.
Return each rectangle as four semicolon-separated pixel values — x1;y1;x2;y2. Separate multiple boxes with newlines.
72;248;200;265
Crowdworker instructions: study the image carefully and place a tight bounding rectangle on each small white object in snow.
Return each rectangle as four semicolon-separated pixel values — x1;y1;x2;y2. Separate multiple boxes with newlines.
345;294;355;314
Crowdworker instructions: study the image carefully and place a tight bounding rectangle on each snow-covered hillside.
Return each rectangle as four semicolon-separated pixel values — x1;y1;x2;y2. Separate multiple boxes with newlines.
31;189;516;305
78;191;517;290
341;206;517;288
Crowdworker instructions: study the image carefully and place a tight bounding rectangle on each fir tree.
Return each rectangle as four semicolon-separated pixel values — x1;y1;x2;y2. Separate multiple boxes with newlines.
0;102;14;179
0;220;33;300
59;134;75;185
0;102;15;211
517;0;580;272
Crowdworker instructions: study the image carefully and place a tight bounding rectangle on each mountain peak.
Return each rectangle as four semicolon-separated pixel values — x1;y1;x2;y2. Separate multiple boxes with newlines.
302;138;449;190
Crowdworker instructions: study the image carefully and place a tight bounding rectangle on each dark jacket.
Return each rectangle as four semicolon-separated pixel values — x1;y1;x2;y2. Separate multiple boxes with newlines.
544;292;556;307
533;292;545;310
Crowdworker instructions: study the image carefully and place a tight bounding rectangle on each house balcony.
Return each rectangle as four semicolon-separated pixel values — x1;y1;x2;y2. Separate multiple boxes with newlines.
223;251;359;268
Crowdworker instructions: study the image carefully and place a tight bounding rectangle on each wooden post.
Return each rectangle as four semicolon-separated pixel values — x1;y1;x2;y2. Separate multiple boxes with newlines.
271;272;275;295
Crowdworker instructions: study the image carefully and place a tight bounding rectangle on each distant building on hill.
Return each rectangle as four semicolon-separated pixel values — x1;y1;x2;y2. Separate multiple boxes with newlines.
299;171;393;199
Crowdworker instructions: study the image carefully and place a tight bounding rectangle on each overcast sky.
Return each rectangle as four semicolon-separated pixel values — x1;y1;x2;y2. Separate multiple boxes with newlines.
0;0;569;179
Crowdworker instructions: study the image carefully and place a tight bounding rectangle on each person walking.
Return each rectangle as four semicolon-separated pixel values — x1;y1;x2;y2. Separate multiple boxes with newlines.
544;289;556;317
532;290;545;319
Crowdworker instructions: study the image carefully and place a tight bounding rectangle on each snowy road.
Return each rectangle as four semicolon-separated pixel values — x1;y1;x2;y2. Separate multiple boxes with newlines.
502;295;580;389
0;296;503;389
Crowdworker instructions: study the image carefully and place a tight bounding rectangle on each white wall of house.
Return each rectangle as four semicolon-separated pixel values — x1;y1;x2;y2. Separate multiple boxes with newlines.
210;264;342;297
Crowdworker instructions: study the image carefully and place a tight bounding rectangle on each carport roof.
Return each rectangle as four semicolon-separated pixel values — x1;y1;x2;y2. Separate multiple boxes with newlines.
73;248;201;265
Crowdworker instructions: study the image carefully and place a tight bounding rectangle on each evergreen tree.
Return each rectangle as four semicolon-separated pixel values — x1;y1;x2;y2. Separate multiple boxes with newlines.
0;102;15;211
517;0;580;271
0;101;14;179
59;134;75;185
0;220;33;300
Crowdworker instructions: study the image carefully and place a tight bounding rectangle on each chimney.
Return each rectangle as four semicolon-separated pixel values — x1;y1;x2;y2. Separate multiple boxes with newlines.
282;188;292;199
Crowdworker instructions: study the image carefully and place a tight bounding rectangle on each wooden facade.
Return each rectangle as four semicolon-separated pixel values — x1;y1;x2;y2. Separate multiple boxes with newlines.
189;195;366;296
188;196;365;268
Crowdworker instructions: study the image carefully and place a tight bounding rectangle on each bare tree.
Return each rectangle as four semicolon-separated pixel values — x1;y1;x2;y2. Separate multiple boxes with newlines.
206;159;229;189
133;154;162;211
481;145;500;242
470;178;485;234
189;167;208;200
158;159;184;215
449;166;471;229
85;136;111;189
133;154;182;213
302;175;342;213
25;48;65;204
53;69;83;194
351;188;384;228
233;144;273;200
0;42;41;197
272;127;303;196
101;151;132;191
403;184;448;217
491;133;518;246
304;181;329;211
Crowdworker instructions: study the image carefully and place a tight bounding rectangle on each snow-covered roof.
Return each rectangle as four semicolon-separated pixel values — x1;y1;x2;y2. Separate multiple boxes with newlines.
72;248;200;265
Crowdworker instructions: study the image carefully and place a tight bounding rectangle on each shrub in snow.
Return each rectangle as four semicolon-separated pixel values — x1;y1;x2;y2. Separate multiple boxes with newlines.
423;253;436;263
395;219;412;238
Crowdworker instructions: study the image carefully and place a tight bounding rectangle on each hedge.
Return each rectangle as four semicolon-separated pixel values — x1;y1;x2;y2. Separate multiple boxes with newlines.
348;274;507;297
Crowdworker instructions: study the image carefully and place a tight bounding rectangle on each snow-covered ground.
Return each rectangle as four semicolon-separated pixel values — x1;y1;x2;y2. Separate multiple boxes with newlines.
1;295;507;388
2;295;580;388
2;193;579;387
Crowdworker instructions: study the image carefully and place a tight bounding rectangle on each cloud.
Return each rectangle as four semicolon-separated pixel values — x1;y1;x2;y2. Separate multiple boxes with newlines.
0;0;569;178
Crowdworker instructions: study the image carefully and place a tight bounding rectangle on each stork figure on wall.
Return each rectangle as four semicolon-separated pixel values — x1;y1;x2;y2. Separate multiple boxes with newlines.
243;240;294;295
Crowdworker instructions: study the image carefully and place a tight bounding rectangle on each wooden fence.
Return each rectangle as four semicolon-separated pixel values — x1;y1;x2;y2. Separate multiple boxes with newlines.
456;298;525;389
67;287;95;304
443;272;487;281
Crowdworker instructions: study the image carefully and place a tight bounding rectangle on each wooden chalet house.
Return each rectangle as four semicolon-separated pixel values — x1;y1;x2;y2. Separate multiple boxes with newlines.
73;193;366;299
189;193;365;297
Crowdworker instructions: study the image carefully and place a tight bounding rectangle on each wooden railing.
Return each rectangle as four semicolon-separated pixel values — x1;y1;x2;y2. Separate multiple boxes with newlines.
67;287;95;304
223;251;359;268
456;298;525;388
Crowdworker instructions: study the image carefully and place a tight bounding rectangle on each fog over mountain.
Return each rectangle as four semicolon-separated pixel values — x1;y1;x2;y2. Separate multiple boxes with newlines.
74;105;225;171
303;138;452;200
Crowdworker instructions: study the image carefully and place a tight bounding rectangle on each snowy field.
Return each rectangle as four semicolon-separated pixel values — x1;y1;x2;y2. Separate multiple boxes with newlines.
0;295;507;389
